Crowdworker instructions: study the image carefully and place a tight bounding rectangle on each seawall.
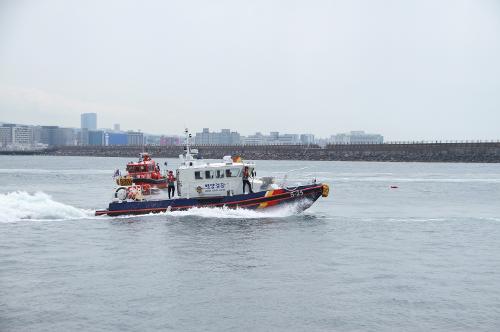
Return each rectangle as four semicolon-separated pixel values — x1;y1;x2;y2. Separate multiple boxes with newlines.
5;142;498;162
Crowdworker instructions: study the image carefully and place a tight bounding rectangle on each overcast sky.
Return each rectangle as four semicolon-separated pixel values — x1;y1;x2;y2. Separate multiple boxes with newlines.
0;0;499;140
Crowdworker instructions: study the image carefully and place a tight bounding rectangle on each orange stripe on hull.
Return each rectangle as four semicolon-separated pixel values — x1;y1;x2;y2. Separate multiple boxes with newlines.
258;189;280;209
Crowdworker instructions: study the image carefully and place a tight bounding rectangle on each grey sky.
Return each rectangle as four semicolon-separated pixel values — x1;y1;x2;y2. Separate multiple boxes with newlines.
0;0;499;140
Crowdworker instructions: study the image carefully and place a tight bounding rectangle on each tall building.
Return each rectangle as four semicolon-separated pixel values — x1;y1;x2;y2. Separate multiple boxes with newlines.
106;132;127;146
77;128;89;146
160;135;181;146
88;130;104;146
330;131;384;144
39;126;75;146
145;134;161;145
239;131;310;145
57;128;76;146
0;125;13;147
277;134;300;145
12;126;34;146
195;128;211;145
127;131;144;146
229;131;241;145
81;113;97;130
113;123;120;132
242;132;266;145
32;126;42;144
300;134;315;145
40;126;59;146
194;128;241;145
269;132;279;141
0;124;35;148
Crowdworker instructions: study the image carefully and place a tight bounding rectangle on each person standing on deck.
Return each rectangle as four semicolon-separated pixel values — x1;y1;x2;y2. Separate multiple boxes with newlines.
167;171;176;199
243;166;253;194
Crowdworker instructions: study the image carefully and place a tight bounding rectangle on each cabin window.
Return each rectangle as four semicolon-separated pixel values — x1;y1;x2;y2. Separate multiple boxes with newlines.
195;171;204;180
216;170;224;178
225;168;240;178
205;170;214;179
127;165;141;173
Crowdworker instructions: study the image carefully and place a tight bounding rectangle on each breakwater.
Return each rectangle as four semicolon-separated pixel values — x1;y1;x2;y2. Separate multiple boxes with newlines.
6;141;498;162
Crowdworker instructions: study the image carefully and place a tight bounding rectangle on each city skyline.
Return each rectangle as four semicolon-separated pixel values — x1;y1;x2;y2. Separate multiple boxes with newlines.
0;117;377;141
1;1;500;140
4;114;500;145
3;110;393;149
0;116;384;145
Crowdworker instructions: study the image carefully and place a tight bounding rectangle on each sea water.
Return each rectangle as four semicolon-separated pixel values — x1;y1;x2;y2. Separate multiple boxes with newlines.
1;156;500;331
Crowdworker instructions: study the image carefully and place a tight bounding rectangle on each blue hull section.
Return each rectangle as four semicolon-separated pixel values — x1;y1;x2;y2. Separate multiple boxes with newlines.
96;183;326;216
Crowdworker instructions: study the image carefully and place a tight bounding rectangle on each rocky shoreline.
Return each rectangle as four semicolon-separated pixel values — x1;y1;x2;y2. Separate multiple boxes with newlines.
1;142;500;162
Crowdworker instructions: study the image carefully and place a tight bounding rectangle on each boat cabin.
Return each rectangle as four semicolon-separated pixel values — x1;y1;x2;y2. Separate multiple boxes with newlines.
126;153;162;179
176;154;255;198
126;163;156;174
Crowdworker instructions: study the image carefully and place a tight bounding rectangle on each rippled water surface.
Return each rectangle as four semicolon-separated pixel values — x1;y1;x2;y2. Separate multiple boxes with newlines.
1;156;500;331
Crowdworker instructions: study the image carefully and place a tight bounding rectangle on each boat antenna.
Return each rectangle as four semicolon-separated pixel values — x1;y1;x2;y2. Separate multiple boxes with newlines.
184;128;191;157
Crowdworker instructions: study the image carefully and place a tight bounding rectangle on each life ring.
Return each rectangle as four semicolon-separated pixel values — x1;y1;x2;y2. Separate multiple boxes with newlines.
115;187;128;200
196;186;203;194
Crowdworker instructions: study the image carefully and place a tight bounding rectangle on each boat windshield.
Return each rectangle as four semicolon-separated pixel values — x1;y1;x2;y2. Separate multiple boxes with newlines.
127;165;150;173
225;168;241;177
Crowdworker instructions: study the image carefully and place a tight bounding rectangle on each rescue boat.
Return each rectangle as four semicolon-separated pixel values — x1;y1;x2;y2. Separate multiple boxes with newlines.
95;129;329;216
116;153;167;190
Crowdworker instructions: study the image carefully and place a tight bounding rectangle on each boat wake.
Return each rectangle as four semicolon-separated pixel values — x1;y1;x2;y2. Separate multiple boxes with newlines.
0;168;113;175
108;201;311;221
0;191;310;223
165;203;307;219
0;191;94;223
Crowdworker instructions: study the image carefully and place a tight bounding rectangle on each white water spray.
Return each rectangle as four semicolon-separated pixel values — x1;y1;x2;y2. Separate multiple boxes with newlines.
166;203;304;219
0;191;93;223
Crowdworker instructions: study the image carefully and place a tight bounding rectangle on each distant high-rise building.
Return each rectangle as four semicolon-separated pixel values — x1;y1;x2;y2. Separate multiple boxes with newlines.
300;134;315;145
330;131;383;144
12;126;34;146
0;124;35;148
160;135;181;146
277;134;300;145
40;126;75;146
0;125;13;147
127;131;144;146
194;128;241;145
88;130;105;146
113;123;120;132
195;128;211;145
239;131;307;145
242;132;266;145
81;113;97;130
40;126;59;146
145;134;161;145
106;132;128;146
77;128;89;146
